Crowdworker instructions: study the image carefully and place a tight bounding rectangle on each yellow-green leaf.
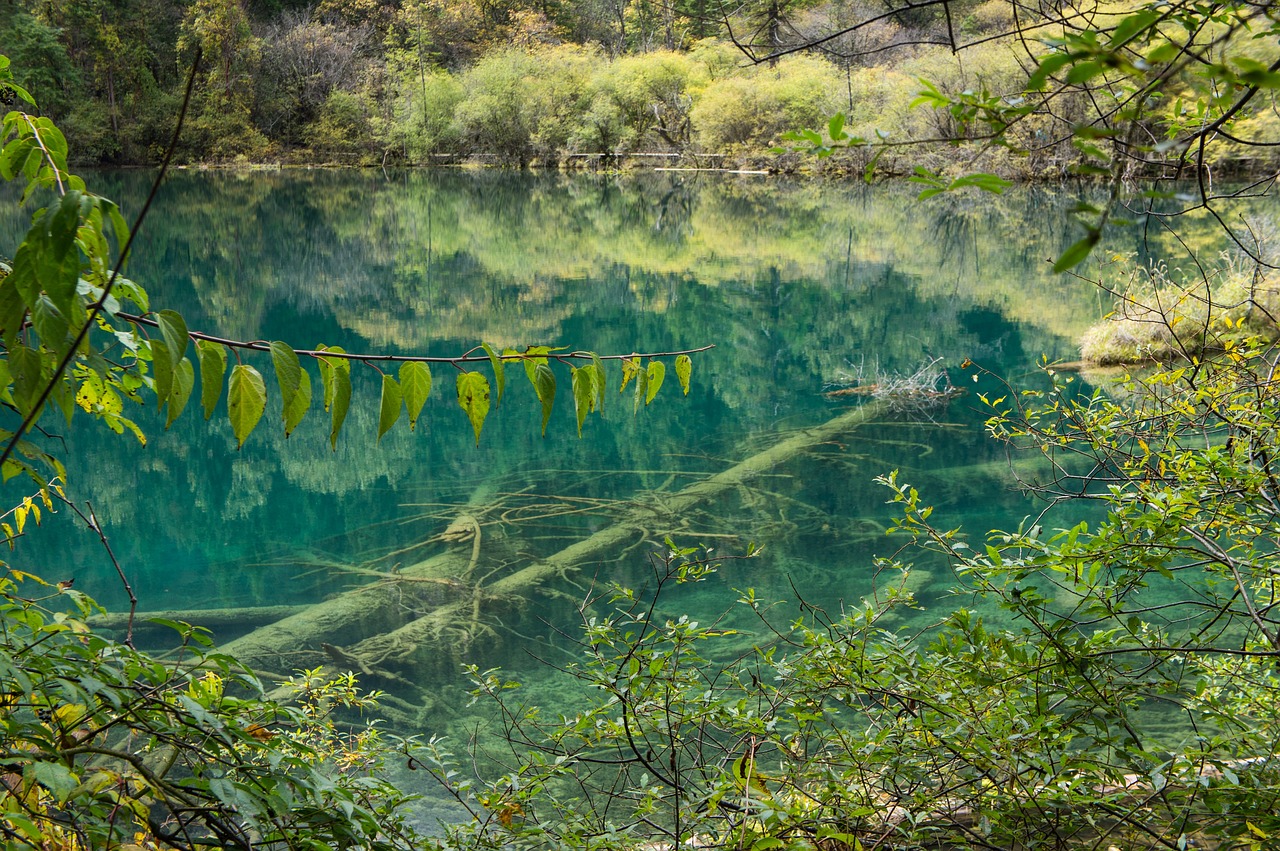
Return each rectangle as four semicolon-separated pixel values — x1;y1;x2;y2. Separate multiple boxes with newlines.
284;369;311;438
571;364;599;437
620;356;641;393
533;362;555;436
270;341;302;415
482;342;504;406
156;309;189;366
590;353;607;413
377;374;403;443
150;338;172;407
166;357;195;429
645;360;665;405
329;366;351;450
633;365;647;415
227;364;266;449
316;345;349;411
399;361;432;430
197;340;226;420
674;354;692;396
456;371;491;445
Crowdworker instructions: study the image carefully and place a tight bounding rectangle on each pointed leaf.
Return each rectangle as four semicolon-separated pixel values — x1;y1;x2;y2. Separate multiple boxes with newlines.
227;364;266;449
620;356;642;393
166;357;195;429
1053;231;1100;273
456;371;491;445
197;340;227;420
590;353;607;413
284;369;311;438
377;374;403;443
316;345;349;411
318;357;335;412
9;344;44;417
571;365;598;437
30;295;69;354
633;366;648;416
521;346;552;385
482;343;505;406
533;362;555;436
156;310;189;366
399;361;432;430
828;112;846;141
329;367;351;450
270;341;301;414
151;339;173;408
675;355;692;396
645;360;665;405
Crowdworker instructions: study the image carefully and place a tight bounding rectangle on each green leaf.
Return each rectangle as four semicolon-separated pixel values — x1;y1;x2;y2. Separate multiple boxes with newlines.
482;342;505;406
828;112;846;141
329;366;352;450
1027;51;1075;91
30;295;68;354
150;339;173;408
27;761;78;805
1065;61;1103;85
571;365;600;437
674;355;692;396
377;374;403;443
399;361;432;430
9;344;44;417
533;362;555;436
42;192;85;315
1108;8;1161;48
590;353;607;413
456;371;491;445
227;364;266;449
49;369;74;425
166;357;195;429
317;346;349;412
197;340;227;420
156;309;189;366
1053;231;1100;273
284;369;311;438
645;360;665;405
633;365;648;415
270;341;302;415
950;173;1014;194
864;146;886;184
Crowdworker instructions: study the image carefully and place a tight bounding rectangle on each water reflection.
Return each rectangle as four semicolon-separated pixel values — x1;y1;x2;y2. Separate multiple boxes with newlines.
3;171;1103;635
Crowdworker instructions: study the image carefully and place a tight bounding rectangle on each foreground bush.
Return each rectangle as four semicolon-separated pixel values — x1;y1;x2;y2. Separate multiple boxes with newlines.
420;335;1280;850
0;555;423;850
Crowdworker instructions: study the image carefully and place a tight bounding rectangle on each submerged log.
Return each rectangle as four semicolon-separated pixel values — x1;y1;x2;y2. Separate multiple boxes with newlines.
91;605;308;634
225;398;905;682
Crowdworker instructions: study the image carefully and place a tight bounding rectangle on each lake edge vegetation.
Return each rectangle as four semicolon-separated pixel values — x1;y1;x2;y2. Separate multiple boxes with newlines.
1;0;1277;180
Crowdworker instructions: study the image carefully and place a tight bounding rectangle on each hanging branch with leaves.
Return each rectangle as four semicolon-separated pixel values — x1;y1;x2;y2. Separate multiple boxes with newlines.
0;53;709;491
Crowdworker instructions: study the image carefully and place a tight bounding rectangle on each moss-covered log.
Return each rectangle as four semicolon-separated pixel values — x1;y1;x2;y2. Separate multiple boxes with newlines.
90;605;308;636
337;399;902;678
224;398;902;681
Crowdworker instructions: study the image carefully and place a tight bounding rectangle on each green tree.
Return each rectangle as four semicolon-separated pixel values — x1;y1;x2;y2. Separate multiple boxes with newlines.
177;0;267;160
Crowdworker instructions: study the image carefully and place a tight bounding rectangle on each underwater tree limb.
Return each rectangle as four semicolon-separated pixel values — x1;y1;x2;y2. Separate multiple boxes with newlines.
331;397;906;678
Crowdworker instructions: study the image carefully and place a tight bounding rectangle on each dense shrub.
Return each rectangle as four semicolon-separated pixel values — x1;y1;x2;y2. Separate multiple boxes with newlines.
394;68;466;159
692;55;843;150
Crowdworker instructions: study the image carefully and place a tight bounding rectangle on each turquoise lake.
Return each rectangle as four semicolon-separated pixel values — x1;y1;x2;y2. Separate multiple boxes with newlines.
4;169;1150;726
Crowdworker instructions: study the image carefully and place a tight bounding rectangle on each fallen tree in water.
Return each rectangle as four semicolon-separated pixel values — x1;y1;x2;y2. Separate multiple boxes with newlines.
215;398;903;696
